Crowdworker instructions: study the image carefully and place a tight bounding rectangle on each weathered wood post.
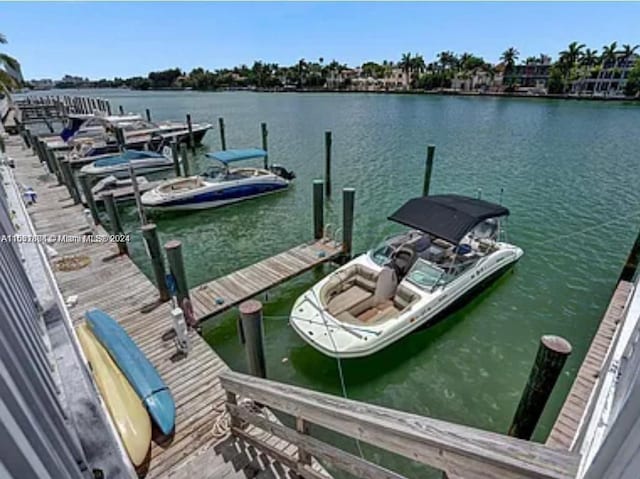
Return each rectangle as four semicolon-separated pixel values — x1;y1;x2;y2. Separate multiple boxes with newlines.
106;101;112;116
78;173;100;225
34;138;51;172
186;113;195;153
619;227;640;282
313;179;324;240
103;192;128;255
171;141;181;177
218;117;226;150
508;335;572;440
46;148;63;186
115;127;126;151
60;159;81;204
180;143;190;177
238;300;267;379
423;144;436;196
127;164;147;226
119;105;125;115
164;240;190;305
324;130;332;198
23;128;33;150
261;122;268;169
142;223;170;302
0;134;4;154
342;188;355;258
145;108;152;122
296;417;311;467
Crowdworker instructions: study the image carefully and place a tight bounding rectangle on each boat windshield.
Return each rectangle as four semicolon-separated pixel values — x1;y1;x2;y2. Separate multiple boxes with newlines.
406;259;445;290
201;165;227;179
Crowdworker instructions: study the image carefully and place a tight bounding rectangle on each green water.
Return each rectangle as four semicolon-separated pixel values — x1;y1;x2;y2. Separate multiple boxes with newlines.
60;89;640;476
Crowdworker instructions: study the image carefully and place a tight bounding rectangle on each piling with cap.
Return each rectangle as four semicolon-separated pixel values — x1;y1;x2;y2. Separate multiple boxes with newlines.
238;300;267;379
508;335;572;440
218;117;226;150
261;122;268;169
60;159;80;204
180;143;190;177
164;240;190;304
313;179;324;240
171;142;181;177
78;173;100;225
103;193;128;255
142;223;170;302
324;131;332;198
186;114;195;153
423;144;436;196
342;188;355;258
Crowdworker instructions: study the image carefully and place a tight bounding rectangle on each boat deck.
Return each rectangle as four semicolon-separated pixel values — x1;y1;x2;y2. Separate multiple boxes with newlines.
546;279;634;451
7;138;331;478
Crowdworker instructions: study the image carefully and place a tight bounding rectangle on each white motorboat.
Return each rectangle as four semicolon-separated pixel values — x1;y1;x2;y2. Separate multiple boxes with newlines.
141;148;295;211
290;194;524;358
80;148;175;178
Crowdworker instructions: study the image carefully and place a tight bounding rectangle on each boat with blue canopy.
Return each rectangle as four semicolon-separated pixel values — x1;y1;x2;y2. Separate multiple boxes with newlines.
141;148;295;211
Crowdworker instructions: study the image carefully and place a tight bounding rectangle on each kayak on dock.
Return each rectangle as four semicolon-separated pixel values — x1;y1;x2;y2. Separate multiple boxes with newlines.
85;308;176;435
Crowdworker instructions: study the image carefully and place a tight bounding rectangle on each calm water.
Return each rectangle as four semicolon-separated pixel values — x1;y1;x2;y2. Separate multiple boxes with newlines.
43;89;640;476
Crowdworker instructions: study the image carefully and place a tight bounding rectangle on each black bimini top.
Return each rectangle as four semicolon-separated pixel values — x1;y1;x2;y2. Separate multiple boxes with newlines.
388;194;509;245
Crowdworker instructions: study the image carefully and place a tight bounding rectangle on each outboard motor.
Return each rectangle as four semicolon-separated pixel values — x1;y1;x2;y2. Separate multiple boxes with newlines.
269;165;296;181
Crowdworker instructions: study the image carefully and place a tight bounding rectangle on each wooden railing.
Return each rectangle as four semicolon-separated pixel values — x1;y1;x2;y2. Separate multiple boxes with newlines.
220;371;579;479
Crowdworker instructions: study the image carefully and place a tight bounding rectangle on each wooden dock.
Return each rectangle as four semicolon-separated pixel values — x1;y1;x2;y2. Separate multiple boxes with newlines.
546;280;634;450
7;137;331;478
191;240;342;322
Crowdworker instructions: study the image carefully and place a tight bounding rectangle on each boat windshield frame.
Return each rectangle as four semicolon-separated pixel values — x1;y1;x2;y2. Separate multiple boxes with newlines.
405;258;448;291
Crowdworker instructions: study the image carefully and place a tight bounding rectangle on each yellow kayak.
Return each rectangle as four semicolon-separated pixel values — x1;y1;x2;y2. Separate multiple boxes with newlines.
77;323;151;467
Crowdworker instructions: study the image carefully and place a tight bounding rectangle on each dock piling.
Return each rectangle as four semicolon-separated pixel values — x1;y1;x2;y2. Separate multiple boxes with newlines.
238;300;267;379
119;105;125;115
115;127;126;151
261;122;268;169
145;108;152;122
313;179;324;240
171;141;181;177
342;188;355;258
142;223;170;302
106;101;112;115
325;131;332;198
508;335;572;440
218;117;226;150
164;240;190;305
60;159;80;204
103;193;128;255
180;143;190;177
127;164;147;226
423;144;436;196
46;149;63;185
619;225;640;282
186;114;195;153
78;173;100;225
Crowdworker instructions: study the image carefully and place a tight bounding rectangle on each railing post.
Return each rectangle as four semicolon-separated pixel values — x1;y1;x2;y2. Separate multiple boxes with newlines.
423;144;436;196
180;143;190;177
60;159;80;204
508;335;572;440
225;391;242;428
296;417;311;467
261;122;268;169
342;187;355;258
142;223;170;302
218;117;226;150
78;173;100;225
164;240;190;305
186;113;195;153
171;141;181;177
324;131;332;198
103;192;128;255
238;300;266;379
313;179;324;240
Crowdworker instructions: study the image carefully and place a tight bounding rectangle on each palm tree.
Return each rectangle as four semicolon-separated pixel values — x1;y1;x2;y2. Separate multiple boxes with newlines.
601;42;619;67
621;44;639;64
580;48;599;67
559;41;585;66
0;33;21;94
399;52;412;75
297;58;307;88
410;54;426;87
500;47;519;74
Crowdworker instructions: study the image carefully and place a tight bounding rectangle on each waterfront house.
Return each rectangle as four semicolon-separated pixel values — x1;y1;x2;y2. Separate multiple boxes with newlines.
504;55;552;93
572;53;639;97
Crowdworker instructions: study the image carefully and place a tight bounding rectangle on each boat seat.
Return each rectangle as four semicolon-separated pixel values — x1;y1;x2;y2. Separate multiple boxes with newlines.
327;285;372;316
357;300;398;323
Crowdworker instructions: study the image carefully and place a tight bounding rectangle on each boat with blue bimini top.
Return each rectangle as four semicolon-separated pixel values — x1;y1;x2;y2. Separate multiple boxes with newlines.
290;194;524;358
80;147;176;178
141;148;295;211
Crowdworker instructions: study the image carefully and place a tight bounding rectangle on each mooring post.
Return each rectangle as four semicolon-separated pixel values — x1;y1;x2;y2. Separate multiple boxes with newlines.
127;164;147;226
23;128;33;150
180;143;190;177
34;139;51;172
106;101;112;116
119;105;125;115
423;144;436;196
238;300;267;379
342;188;355;258
171;141;181;177
186;113;195;153
60;159;80;204
324;130;332;198
508;335;572;440
261;122;268;169
619;227;640;282
78;173;100;225
142;223;170;302
47;148;63;186
115;127;126;152
164;240;190;304
218;117;226;150
103;192;128;255
145;108;152;122
313;179;324;239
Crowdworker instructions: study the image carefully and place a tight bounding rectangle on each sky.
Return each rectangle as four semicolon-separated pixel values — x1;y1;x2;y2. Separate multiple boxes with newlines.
2;1;640;80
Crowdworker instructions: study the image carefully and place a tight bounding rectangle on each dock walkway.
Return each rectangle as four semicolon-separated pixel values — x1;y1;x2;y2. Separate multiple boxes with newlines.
7;138;330;478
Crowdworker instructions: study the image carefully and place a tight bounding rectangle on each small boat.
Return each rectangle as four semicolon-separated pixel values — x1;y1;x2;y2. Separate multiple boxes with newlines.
80;148;175;178
76;323;151;466
141;148;295;211
85;308;176;435
290;194;524;358
92;175;149;196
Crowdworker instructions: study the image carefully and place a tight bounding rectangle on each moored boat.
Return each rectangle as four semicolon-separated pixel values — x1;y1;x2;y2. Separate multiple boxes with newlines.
80;148;175;178
289;194;524;358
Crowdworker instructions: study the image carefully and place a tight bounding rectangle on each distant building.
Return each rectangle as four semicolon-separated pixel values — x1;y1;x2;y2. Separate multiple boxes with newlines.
504;55;552;92
572;53;639;97
451;69;494;92
29;78;55;90
327;67;409;91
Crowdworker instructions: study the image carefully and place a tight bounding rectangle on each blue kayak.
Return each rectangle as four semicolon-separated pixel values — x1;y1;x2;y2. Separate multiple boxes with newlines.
85;308;175;435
